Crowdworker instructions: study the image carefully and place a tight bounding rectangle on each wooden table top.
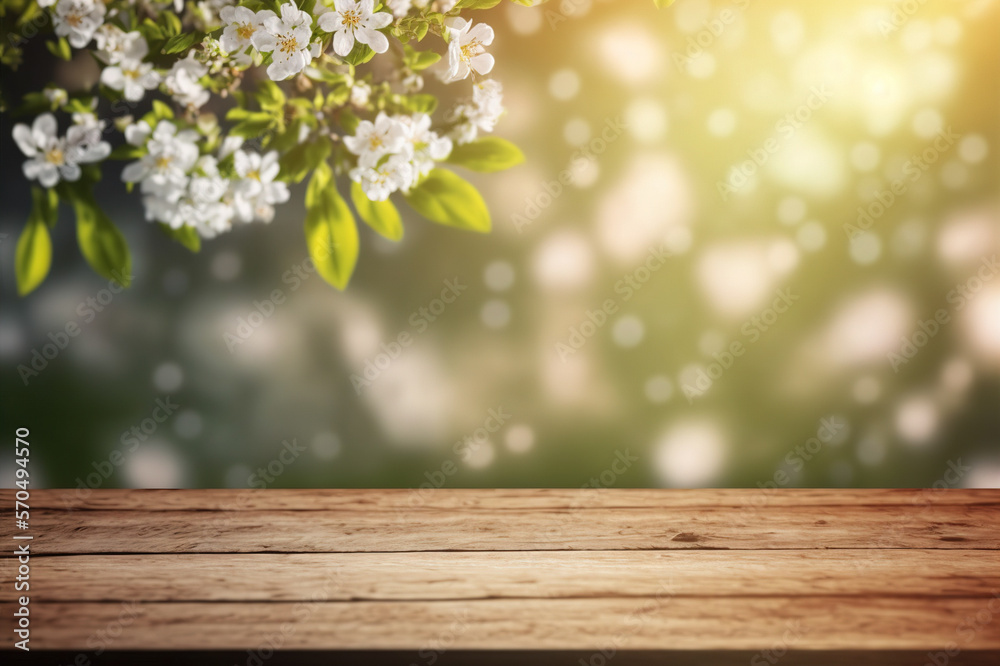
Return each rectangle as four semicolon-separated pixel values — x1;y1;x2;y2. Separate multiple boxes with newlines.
2;488;998;660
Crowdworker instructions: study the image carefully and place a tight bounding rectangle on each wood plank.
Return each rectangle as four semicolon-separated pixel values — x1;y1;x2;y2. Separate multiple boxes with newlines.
6;651;1000;666
7;550;998;601
8;488;997;511
14;504;999;553
5;597;999;650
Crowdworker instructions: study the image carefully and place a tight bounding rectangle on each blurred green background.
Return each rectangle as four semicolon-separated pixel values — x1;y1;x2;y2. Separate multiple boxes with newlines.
2;0;999;490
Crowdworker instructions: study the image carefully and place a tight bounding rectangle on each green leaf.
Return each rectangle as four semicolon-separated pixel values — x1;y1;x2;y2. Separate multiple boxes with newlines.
139;18;166;42
279;136;332;183
45;38;72;61
255;79;287;112
404;169;490;233
343;41;375;66
350;182;403;241
158;223;201;252
162;11;183;36
108;143;145;161
163;32;204;55
72;191;132;287
32;186;59;228
446;137;524;173
151;99;174;121
455;0;503;8
15;217;52;296
304;163;359;289
339;108;360;134
399;93;437;114
403;45;441;71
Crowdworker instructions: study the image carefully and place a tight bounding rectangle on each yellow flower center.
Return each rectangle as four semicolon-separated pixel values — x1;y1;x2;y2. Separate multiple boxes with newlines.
66;13;83;27
460;39;482;62
156;155;173;169
124;68;139;79
278;35;299;55
247;170;261;181
368;135;383;150
341;10;361;29
237;23;256;40
45;147;65;166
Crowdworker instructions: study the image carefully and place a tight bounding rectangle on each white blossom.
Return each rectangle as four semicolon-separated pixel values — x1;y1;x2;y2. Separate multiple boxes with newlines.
53;0;106;49
253;3;315;81
450;78;504;144
12;113;110;188
402;72;423;93
219;135;245;158
386;0;412;18
94;26;146;65
444;18;494;82
349;80;371;107
232;150;290;223
164;53;210;109
219;6;275;56
72;107;105;134
121;120;200;202
43;87;68;106
101;53;161;103
318;0;393;58
343;112;407;168
398;112;451;186
124;120;152;147
350;154;412;201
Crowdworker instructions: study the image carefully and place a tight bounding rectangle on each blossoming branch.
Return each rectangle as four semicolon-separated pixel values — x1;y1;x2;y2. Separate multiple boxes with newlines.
3;0;530;295
2;0;670;295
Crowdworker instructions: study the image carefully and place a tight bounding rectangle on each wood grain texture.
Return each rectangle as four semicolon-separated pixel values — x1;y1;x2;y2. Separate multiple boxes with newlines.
0;489;997;652
7;550;998;601
6;597;1000;650
11;488;999;511
13;503;999;553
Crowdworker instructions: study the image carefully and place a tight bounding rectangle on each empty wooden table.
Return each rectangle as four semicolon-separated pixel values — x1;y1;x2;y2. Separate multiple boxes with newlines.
2;488;998;663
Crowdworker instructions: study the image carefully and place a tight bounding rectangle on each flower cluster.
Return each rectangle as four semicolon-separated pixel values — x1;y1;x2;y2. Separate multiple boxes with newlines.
346;112;452;201
120;120;290;238
12;113;111;188
3;0;546;294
